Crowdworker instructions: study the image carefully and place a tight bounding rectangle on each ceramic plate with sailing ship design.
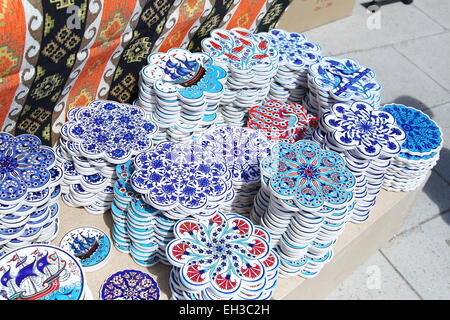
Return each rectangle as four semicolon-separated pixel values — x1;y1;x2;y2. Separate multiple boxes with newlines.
59;227;111;273
166;212;280;300
0;244;85;300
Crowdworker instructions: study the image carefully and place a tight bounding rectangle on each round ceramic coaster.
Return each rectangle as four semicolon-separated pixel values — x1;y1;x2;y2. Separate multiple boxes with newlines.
262;29;322;104
266;29;322;70
100;269;160;300
131;141;233;216
311;101;409;222
0;244;86;300
309;56;381;101
255;139;358;277
200;28;279;125
144;48;226;102
306;56;381;116
59;227;111;272
202;28;278;72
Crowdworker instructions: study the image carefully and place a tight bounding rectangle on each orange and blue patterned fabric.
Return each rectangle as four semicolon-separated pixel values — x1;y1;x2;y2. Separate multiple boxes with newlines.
0;0;291;146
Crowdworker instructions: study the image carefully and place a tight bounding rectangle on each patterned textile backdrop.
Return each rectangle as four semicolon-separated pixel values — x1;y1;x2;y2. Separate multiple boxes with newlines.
0;0;292;146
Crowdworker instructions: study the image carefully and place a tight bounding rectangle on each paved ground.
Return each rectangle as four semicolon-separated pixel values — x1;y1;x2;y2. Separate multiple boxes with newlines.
299;0;450;300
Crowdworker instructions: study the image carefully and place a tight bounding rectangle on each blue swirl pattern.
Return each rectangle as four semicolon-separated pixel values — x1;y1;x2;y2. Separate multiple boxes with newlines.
0;133;55;205
381;104;442;156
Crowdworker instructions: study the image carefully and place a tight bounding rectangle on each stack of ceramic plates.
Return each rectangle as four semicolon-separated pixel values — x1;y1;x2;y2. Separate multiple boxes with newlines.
130;142;235;221
166;212;280;300
251;140;356;278
305;56;382;117
137;48;227;143
0;244;92;300
262;29;322;103
380;104;443;191
100;269;160;300
111;160;176;267
247;99;319;142
197;126;271;216
0;133;62;256
201;27;279;126
56;100;158;215
59;227;112;273
312;101;406;223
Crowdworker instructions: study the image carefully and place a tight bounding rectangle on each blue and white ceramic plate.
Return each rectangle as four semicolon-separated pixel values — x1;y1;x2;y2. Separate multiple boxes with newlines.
265;29;322;71
308;57;381;107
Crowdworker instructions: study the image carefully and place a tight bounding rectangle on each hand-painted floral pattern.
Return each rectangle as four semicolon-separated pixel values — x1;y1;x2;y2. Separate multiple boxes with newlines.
265;29;322;69
62;100;158;164
100;269;160;300
380;104;442;156
142;48;227;100
166;212;273;298
0;133;55;205
248;99;319;142
197;127;271;184
260;140;356;211
0;0;288;146
309;57;381;102
130;142;231;213
322;102;406;159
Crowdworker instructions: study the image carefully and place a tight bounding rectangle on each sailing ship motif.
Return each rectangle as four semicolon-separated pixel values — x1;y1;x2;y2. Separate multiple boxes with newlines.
163;55;203;85
70;231;102;260
0;250;67;300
